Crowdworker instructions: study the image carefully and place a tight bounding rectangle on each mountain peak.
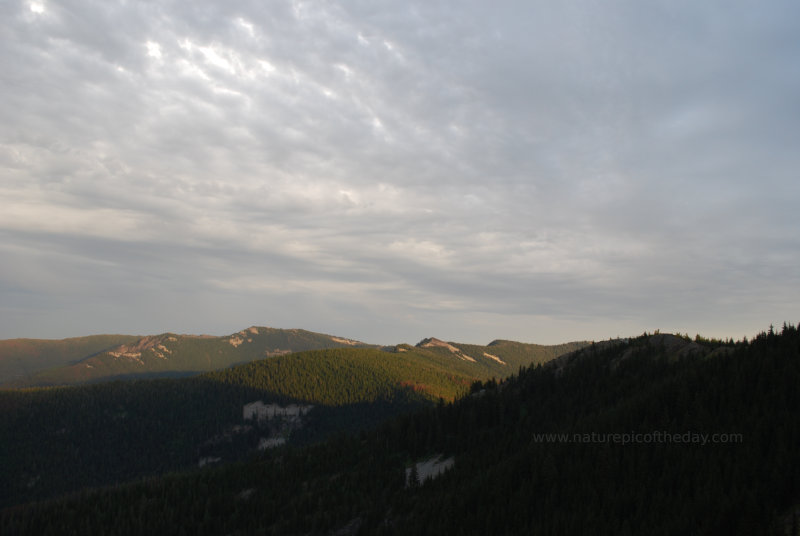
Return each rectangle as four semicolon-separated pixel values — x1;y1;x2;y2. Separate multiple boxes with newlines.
416;337;451;349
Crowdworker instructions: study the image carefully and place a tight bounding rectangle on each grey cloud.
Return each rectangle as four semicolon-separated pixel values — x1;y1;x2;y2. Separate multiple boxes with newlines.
1;0;799;344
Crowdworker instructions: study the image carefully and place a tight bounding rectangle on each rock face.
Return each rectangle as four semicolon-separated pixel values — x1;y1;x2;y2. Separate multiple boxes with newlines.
107;335;169;363
416;337;477;362
483;352;506;365
242;401;314;422
243;401;314;450
258;437;286;449
405;454;455;487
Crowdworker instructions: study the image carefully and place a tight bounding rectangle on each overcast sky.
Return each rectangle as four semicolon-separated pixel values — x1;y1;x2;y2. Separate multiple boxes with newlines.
1;0;798;345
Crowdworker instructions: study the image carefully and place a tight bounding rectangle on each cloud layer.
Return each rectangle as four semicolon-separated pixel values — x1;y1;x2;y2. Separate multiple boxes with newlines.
2;0;799;344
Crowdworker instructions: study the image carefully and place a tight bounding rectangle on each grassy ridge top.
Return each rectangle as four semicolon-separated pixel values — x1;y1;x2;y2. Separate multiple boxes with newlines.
1;327;376;388
0;334;141;385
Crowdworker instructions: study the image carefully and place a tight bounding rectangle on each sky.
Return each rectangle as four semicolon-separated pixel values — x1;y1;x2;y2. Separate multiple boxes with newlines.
1;0;799;345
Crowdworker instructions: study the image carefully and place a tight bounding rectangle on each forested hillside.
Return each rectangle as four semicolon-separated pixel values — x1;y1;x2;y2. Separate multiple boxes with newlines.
205;347;473;403
3;325;798;535
0;344;516;507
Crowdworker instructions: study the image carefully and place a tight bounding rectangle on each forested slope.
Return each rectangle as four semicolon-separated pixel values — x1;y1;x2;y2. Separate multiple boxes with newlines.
0;345;486;507
4;325;797;535
205;347;480;403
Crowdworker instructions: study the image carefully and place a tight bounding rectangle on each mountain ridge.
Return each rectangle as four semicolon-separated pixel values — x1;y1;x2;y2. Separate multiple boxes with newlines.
1;327;588;388
0;326;378;387
0;334;142;385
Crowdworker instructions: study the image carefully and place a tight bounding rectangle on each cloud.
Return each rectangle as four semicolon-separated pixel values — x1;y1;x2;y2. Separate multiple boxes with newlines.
2;0;799;344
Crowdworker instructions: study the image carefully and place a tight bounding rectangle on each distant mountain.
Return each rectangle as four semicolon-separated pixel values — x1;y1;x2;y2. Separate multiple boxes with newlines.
4;326;797;534
410;337;588;377
1;327;375;387
2;328;589;388
0;334;141;385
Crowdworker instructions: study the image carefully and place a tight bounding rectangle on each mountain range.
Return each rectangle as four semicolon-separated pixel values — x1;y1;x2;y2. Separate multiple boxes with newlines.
2;324;798;534
0;326;587;508
0;327;372;387
0;327;585;388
